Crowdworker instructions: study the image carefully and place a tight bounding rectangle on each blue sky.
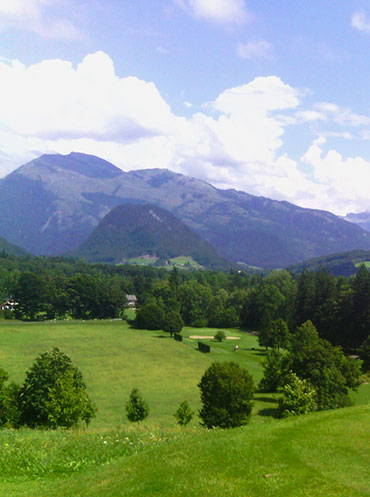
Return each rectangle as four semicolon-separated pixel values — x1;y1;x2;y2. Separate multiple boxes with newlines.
0;0;370;215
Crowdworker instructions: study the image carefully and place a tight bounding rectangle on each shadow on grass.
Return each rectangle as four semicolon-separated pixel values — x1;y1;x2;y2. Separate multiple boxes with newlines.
258;407;280;418
254;396;277;404
152;335;169;338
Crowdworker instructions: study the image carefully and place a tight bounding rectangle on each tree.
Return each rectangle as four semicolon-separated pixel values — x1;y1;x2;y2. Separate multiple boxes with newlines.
288;321;361;410
135;302;164;330
258;348;288;393
214;330;226;342
258;318;290;350
359;335;370;372
12;272;48;320
162;309;183;337
198;361;254;428
174;400;194;426
278;372;317;417
46;369;96;428
0;368;20;428
126;388;149;423
18;348;96;428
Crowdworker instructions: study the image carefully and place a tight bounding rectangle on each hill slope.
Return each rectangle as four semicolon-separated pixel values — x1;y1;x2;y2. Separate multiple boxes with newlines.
0;235;27;256
2;406;369;497
1;152;370;267
287;249;370;276
70;203;231;269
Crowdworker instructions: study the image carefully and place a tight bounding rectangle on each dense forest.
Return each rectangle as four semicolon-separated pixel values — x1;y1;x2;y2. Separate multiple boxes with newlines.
0;253;369;355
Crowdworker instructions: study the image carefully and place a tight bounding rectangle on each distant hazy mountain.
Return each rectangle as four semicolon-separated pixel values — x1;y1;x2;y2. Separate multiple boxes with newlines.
344;211;370;233
0;235;27;257
1;152;370;268
70;203;231;269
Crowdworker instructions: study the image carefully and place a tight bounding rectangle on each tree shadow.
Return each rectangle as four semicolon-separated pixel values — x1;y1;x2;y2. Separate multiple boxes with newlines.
258;407;280;418
151;335;169;338
254;396;277;404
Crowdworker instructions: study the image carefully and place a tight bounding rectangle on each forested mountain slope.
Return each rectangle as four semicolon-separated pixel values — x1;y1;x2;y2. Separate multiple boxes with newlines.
70;203;231;269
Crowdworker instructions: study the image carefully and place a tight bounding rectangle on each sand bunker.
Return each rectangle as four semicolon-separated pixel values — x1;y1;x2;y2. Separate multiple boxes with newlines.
189;335;240;340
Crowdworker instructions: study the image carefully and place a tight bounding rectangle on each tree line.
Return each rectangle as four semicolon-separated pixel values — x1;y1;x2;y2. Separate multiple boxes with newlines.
1;253;370;354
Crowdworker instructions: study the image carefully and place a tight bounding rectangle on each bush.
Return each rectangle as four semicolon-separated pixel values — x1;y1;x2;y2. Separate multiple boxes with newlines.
278;372;317;417
174;400;194;426
18;348;96;428
198;361;254;428
214;330;226;342
126;388;149;423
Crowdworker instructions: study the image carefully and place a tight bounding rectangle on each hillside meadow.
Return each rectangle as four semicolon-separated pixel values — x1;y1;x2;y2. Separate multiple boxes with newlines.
0;319;369;496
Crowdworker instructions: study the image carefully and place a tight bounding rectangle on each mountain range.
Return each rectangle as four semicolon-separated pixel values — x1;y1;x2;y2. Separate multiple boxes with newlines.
0;152;370;268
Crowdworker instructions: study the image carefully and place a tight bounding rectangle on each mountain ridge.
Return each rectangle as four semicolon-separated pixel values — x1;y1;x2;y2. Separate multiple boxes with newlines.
1;152;370;268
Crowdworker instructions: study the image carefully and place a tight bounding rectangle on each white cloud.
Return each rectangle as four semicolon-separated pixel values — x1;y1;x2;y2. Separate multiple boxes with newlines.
315;102;370;127
237;40;272;59
1;51;370;216
301;138;370;215
352;11;370;33
174;0;250;25
0;0;80;39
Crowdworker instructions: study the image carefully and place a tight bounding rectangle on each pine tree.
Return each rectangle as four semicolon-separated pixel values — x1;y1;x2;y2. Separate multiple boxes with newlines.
125;388;149;423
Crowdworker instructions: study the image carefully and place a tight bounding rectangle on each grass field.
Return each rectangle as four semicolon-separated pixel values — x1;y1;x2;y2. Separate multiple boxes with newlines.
0;406;369;497
0;319;369;496
0;320;276;429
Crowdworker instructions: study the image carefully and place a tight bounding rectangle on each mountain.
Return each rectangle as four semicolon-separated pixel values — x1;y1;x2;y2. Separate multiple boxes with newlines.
1;152;370;268
286;249;370;276
69;203;231;269
0;235;27;256
344;211;370;233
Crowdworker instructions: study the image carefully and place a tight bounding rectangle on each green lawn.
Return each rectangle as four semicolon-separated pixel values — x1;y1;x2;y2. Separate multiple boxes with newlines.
0;320;270;429
1;406;369;497
0;320;369;496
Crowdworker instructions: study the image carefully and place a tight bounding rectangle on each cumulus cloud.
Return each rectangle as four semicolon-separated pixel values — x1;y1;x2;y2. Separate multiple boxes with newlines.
352;11;370;33
174;0;250;25
0;0;80;39
237;40;272;59
302;138;370;215
1;51;370;216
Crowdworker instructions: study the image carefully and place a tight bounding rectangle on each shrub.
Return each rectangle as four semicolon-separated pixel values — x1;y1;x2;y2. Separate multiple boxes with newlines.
174;400;194;426
278;372;317;417
214;330;226;342
126;388;149;423
198;361;254;428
